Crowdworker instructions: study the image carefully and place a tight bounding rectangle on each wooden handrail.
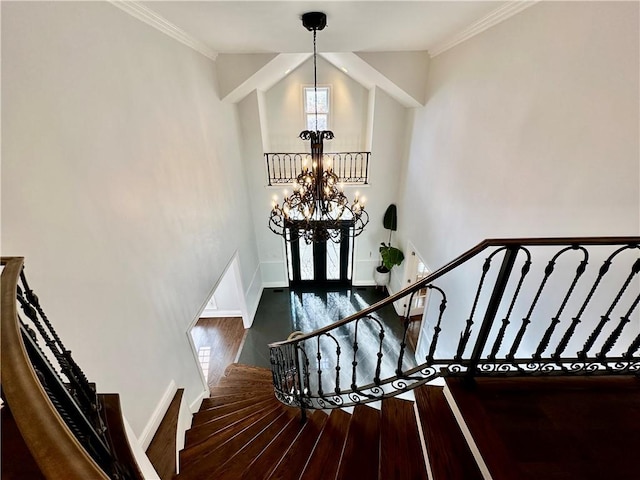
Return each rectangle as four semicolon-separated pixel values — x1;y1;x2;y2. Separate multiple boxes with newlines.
1;257;109;480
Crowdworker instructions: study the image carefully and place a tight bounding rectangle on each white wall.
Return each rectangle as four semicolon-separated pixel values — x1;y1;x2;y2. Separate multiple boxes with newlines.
400;1;640;271
265;56;369;153
1;2;260;437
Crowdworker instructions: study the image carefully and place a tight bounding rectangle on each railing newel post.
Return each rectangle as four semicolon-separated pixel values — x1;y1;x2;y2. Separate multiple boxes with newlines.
466;245;520;380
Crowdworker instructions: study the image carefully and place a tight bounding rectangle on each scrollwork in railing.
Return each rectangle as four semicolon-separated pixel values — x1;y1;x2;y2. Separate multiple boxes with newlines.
269;238;640;410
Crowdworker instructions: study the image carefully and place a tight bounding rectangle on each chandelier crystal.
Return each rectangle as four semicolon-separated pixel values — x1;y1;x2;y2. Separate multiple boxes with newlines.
268;12;369;244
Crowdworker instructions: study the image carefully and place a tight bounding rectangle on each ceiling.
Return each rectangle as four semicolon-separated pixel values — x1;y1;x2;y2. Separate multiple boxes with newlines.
138;1;508;55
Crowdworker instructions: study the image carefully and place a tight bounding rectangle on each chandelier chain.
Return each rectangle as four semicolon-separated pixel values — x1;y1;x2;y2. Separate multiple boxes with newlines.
268;12;369;244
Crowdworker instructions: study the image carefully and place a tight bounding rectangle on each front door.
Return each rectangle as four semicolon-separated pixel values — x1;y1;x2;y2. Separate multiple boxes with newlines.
286;222;353;287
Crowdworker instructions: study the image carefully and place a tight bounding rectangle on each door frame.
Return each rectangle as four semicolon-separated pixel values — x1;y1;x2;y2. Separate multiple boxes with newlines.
285;220;354;288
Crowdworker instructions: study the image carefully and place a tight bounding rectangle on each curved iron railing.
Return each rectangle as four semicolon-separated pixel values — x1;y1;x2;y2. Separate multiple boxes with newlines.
1;257;142;479
268;238;640;411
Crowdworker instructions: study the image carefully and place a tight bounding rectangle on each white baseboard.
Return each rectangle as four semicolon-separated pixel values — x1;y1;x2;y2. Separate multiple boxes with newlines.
139;379;177;450
122;415;161;479
189;387;209;413
261;281;287;288
201;308;243;318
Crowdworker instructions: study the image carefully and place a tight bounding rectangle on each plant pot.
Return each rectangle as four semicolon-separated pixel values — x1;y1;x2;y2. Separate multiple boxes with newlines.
374;266;390;286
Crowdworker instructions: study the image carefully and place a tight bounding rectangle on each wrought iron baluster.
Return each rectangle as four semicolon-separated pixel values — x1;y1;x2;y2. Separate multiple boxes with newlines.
292;342;306;421
426;286;447;363
364;153;370;184
319;332;341;396
507;255;557;360
265;154;273;186
598;293;640;358
533;246;588;359
489;252;531;360
374;328;385;386
397;293;416;376
16;280;98;425
456;250;501;360
624;332;640;359
351;320;360;391
579;254;640;358
316;336;323;397
467;246;519;378
298;341;311;397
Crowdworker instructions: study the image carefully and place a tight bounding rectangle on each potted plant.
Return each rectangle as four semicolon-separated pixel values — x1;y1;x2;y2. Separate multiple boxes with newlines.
374;204;404;286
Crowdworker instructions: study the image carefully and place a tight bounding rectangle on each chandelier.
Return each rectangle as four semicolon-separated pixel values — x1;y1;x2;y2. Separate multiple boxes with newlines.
268;12;369;244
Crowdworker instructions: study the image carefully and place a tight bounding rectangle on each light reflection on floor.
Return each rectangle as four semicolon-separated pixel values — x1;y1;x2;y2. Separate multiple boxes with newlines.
238;287;417;394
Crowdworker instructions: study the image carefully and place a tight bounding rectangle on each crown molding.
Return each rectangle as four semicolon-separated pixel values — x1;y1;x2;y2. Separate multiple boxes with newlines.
429;1;538;57
109;1;218;61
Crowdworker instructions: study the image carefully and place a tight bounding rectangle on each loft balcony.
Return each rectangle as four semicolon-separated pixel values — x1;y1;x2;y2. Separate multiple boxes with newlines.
265;152;370;186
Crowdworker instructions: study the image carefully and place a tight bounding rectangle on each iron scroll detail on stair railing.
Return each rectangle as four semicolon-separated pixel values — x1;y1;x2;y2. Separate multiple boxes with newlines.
269;238;640;410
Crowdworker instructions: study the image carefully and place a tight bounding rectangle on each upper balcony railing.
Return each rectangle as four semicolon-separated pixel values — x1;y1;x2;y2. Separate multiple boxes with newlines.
269;237;640;412
265;152;370;186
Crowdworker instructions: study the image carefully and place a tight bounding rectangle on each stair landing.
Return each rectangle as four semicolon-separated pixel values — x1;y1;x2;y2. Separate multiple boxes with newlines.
445;375;640;480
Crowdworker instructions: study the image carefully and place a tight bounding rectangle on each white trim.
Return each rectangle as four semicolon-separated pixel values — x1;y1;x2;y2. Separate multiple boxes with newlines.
201;308;243;318
139;379;177;450
234;330;249;364
429;1;538;57
188;388;209;414
261;281;287;288
244;263;264;327
108;1;218;61
175;396;190;475
413;401;435;480
443;384;493;480
122;415;161;479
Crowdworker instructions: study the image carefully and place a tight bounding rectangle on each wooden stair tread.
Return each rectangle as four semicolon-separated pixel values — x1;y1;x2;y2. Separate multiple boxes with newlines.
209;385;274;396
336;404;380;480
300;409;351;479
236;408;308;480
216;377;275;389
445;376;640;480
185;399;277;446
267;411;329;480
178;406;287;479
180;404;281;467
211;408;299;479
380;397;428;480
414;384;482;480
202;391;273;408
192;396;276;425
223;363;272;377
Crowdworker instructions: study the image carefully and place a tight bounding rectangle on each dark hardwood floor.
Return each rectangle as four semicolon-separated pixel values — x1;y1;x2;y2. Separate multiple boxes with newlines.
190;317;246;390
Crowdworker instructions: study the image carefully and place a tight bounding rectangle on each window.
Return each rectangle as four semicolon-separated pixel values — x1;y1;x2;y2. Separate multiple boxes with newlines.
304;86;329;131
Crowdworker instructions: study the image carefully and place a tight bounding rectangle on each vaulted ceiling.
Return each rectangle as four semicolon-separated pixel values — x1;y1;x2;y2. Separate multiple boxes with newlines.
114;1;536;106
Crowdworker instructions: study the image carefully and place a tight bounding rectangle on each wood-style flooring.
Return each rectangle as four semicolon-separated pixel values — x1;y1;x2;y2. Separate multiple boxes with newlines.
446;375;640;480
190;317;246;390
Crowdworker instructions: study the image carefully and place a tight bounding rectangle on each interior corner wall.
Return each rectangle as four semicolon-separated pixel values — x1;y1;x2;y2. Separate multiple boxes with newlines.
401;1;640;270
1;2;260;436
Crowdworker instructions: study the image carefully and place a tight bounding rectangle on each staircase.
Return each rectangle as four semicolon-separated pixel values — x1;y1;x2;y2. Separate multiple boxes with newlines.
177;363;481;480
